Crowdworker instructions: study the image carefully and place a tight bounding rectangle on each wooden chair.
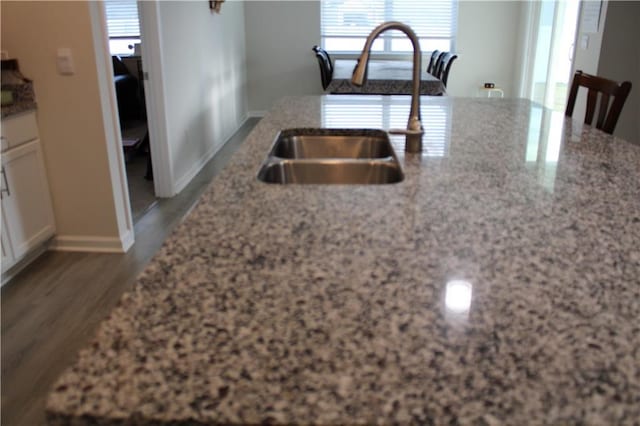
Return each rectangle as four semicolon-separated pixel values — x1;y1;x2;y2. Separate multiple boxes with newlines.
426;50;440;74
565;70;632;134
437;52;458;87
312;45;333;90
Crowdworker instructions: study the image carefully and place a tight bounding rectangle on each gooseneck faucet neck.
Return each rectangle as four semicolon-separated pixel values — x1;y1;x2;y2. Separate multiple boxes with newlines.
351;21;424;153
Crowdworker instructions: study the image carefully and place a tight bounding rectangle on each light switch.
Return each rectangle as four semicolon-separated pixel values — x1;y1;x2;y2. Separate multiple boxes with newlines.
580;34;589;50
0;51;8;60
56;48;75;75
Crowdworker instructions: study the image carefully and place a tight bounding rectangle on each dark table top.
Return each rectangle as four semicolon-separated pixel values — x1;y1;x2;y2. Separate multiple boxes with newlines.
327;59;446;96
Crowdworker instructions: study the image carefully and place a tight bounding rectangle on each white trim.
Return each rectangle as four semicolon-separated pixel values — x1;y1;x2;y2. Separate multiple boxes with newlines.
569;0;586;79
172;114;250;194
138;1;174;198
518;0;539;100
248;110;267;118
51;234;133;253
88;2;135;250
516;0;535;99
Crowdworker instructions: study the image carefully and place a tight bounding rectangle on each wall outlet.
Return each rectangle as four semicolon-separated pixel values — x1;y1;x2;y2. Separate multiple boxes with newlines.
0;50;9;60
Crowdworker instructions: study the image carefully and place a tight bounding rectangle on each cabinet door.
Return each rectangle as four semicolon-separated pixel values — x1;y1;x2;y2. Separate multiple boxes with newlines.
1;140;55;260
1;209;16;274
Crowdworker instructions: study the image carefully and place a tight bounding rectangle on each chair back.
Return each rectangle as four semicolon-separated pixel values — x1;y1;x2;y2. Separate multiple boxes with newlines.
438;53;458;87
112;56;130;76
426;50;440;74
565;70;632;134
432;51;447;77
312;45;333;90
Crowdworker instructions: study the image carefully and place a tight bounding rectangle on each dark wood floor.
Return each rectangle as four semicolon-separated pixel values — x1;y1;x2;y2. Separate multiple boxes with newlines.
126;148;158;223
1;118;260;426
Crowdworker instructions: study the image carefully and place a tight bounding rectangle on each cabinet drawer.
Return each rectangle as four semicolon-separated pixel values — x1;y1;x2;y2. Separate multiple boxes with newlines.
1;111;39;151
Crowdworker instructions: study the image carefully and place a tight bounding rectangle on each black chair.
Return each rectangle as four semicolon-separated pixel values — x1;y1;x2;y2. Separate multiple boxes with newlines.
565;70;632;134
112;56;144;124
436;52;458;87
112;56;152;178
312;45;333;90
426;50;440;74
430;51;447;77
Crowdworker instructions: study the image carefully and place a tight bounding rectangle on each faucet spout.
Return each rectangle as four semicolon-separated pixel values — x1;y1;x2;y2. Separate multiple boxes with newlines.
351;21;424;153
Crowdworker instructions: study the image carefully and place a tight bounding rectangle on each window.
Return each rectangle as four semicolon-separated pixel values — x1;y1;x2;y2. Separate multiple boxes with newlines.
105;0;140;56
321;0;458;55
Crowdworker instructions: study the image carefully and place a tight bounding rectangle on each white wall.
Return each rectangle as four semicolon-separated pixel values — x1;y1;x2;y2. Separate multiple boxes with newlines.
156;0;249;192
597;1;640;144
449;1;523;97
243;1;524;111
244;1;322;114
572;1;608;76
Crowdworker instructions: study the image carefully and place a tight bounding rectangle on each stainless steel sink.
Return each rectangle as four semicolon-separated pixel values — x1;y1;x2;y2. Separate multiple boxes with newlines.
258;159;403;184
257;128;404;185
271;128;393;159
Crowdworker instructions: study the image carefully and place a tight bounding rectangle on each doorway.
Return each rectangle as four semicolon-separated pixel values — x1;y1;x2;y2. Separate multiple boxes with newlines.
522;0;581;111
104;0;157;223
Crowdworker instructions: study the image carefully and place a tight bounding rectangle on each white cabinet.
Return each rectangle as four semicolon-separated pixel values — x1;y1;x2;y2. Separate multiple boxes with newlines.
1;111;55;277
1;208;15;270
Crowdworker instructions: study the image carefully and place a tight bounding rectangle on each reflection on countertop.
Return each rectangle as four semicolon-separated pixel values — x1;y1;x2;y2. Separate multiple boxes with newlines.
47;96;640;425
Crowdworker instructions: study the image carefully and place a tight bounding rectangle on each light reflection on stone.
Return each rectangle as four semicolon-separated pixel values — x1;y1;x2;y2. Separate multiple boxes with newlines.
445;279;473;314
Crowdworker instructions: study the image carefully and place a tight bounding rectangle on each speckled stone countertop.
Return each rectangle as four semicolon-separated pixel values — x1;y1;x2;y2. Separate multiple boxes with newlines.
1;100;37;118
47;96;640;425
1;79;37;118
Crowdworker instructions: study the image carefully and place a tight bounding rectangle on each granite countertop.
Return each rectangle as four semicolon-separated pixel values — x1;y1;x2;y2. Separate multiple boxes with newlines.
47;96;640;425
1;100;37;118
1;78;37;118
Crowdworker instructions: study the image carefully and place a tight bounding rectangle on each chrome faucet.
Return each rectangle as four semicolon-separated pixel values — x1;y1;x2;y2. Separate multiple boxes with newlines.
351;21;424;153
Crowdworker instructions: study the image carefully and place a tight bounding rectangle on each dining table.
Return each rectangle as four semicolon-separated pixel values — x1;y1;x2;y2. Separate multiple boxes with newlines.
327;59;446;95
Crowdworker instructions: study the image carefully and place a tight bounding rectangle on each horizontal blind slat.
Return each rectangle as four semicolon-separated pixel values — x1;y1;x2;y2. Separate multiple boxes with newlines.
322;0;457;52
105;0;140;38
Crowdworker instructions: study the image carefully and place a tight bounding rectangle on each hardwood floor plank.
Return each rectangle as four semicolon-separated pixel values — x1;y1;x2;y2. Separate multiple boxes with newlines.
1;118;259;426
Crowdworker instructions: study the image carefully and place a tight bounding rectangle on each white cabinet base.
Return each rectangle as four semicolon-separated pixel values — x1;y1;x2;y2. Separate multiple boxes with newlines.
1;111;56;284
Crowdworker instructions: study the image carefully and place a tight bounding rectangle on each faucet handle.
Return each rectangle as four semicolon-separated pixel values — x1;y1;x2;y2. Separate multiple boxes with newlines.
388;128;423;135
388;128;424;153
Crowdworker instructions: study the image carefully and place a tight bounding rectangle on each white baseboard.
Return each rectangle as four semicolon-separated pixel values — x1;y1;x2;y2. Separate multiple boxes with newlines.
52;231;134;253
248;110;267;118
172;141;223;196
120;228;135;252
172;114;251;195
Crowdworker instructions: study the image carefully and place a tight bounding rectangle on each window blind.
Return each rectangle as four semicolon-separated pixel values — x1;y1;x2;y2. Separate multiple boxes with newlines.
321;0;458;53
105;0;140;38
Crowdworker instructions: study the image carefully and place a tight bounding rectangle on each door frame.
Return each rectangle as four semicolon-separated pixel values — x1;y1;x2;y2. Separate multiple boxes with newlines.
88;1;134;251
518;0;581;108
137;0;174;198
87;0;175;251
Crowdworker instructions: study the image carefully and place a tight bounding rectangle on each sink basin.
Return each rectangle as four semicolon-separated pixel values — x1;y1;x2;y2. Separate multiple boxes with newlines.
258;159;403;184
271;128;393;159
257;128;404;185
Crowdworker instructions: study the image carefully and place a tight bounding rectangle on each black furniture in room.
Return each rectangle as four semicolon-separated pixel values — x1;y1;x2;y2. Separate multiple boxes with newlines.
112;55;152;180
312;45;334;90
